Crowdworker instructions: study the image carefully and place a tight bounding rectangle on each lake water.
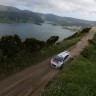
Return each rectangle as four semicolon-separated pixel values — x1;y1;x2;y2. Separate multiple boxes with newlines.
0;23;75;41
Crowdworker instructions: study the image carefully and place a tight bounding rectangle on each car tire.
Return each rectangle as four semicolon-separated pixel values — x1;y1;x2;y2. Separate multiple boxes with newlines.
59;65;63;70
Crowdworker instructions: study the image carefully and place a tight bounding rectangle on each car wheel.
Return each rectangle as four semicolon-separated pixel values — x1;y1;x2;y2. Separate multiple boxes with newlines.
59;65;63;70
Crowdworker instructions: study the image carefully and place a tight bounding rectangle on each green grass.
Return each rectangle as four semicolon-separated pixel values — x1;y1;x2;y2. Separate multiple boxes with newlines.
43;39;96;96
43;56;96;96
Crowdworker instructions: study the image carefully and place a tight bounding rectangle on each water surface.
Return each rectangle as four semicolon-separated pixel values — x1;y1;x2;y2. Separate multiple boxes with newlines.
0;23;75;41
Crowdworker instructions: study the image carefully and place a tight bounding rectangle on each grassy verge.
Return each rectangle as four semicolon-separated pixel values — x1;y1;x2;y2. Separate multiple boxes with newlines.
43;34;96;96
0;30;88;79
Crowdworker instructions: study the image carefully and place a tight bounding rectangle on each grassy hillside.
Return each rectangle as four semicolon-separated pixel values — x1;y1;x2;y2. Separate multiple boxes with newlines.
43;34;96;96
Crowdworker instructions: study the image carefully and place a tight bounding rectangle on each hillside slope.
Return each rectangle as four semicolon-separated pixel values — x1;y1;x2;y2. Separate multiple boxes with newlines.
43;14;96;26
43;32;96;96
0;5;43;24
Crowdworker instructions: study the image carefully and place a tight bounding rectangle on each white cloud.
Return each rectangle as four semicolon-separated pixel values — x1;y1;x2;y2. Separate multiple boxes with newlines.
0;0;96;20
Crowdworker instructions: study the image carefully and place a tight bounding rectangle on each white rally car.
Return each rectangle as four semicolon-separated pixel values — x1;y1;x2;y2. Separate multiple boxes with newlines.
50;51;70;69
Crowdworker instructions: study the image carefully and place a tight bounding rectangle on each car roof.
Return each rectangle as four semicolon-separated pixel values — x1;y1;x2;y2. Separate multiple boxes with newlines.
58;51;70;58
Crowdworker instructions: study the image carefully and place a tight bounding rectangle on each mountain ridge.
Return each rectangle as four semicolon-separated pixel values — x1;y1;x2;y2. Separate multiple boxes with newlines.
0;4;96;26
0;4;21;12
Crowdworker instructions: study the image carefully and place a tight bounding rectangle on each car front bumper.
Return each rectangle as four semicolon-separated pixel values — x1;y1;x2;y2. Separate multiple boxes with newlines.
51;63;61;69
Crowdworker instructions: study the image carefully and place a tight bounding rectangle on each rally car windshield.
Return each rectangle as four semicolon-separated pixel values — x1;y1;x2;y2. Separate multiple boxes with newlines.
53;56;63;62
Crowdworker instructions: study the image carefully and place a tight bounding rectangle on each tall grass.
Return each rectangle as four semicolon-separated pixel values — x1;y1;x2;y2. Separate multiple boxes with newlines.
43;52;96;96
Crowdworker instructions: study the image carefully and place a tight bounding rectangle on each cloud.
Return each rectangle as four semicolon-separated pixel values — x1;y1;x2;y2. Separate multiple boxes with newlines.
0;0;96;20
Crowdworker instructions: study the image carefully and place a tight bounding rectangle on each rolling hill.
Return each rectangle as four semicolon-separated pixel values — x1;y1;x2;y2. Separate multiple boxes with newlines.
42;14;96;26
0;5;44;24
0;4;96;26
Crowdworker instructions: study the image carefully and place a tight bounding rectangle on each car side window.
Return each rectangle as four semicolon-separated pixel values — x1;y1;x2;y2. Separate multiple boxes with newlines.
63;55;69;61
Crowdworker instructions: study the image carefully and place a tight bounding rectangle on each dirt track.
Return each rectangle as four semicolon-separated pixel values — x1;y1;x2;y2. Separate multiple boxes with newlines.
0;27;96;96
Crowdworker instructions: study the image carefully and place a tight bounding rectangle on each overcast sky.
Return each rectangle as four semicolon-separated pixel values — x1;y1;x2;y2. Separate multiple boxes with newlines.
0;0;96;21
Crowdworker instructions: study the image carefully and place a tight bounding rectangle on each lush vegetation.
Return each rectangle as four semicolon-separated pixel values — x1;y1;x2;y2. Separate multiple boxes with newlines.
43;33;96;96
46;36;59;46
0;35;22;57
0;27;91;79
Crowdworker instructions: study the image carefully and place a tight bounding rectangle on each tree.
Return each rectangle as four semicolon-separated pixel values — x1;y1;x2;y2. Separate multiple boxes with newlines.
46;36;59;46
37;40;46;49
24;38;45;52
0;34;21;57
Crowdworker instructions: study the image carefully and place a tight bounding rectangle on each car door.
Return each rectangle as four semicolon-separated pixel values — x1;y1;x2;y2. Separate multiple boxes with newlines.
63;55;69;63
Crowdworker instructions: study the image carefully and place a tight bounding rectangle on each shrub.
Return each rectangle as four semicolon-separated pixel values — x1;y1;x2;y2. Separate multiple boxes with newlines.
24;38;46;52
46;36;59;46
81;45;94;58
0;50;6;63
0;34;21;57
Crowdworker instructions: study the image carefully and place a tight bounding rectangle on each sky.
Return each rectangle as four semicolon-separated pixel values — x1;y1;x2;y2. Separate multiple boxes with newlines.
0;0;96;21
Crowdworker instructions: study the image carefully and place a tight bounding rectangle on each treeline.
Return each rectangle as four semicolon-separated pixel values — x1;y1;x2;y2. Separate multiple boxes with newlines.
0;35;59;59
65;27;91;40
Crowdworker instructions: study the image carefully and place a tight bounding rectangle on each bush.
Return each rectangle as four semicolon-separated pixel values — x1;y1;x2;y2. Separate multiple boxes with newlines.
80;27;91;33
0;50;7;63
0;34;21;57
24;38;46;52
81;45;94;58
88;39;95;45
46;36;59;46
